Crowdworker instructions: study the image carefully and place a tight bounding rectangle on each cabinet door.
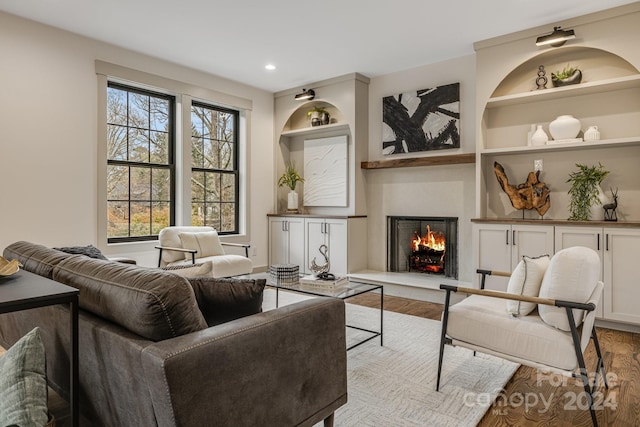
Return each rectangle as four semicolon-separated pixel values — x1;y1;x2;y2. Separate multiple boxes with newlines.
511;225;554;263
474;224;511;291
555;226;604;318
268;218;289;266
603;228;640;324
287;218;305;269
325;219;347;275
305;219;326;275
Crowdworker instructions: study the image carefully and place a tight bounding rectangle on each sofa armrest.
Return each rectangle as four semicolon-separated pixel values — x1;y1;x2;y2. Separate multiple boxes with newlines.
141;297;347;427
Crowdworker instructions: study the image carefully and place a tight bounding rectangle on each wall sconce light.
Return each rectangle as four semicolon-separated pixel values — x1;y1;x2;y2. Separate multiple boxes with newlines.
536;26;575;47
294;88;315;101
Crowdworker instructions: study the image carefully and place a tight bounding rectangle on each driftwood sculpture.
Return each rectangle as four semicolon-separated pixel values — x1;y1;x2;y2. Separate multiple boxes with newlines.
494;161;551;216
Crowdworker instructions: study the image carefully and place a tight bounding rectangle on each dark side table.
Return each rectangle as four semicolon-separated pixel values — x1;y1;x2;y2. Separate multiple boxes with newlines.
0;270;79;427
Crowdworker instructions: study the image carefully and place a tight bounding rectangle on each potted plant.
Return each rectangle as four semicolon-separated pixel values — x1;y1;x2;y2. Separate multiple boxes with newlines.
567;162;609;221
552;64;582;87
307;106;330;127
278;163;304;212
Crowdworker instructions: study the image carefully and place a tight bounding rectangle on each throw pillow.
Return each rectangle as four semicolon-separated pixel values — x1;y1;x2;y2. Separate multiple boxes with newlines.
162;261;213;278
188;277;266;326
506;255;550;316
54;244;108;260
538;247;600;331
0;327;49;427
178;231;225;261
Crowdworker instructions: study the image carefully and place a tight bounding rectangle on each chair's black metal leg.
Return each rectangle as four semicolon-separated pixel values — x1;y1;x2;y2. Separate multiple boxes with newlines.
436;289;452;392
157;248;163;268
591;327;608;389
566;307;598;427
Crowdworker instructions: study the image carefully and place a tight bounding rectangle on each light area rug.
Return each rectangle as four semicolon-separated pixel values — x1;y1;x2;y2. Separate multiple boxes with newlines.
263;289;519;427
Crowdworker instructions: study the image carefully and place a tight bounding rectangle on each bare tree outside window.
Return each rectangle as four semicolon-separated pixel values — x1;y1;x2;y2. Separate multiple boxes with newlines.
191;102;239;233
106;83;174;242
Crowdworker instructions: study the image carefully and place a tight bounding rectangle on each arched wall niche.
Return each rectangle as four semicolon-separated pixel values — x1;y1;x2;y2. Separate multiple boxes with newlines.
490;47;639;98
281;100;346;133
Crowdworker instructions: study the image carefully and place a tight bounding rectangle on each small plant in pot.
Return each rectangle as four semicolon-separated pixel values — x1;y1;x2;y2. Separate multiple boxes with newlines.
278;163;304;212
307;106;330;127
567;162;609;221
552;64;582;87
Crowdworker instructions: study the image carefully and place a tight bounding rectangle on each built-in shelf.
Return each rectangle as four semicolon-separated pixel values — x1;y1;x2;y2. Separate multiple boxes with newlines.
280;122;349;138
472;218;640;228
486;74;640;109
481;136;640;155
361;153;475;170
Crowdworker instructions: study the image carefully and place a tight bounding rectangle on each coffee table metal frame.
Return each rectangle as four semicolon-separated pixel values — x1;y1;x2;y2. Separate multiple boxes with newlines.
247;273;383;351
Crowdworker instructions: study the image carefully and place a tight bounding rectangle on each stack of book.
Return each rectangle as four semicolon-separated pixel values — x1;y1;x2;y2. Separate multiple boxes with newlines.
299;274;348;289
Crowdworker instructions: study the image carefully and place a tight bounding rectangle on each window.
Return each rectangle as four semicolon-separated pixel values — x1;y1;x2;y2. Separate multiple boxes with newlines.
190;102;239;234
106;83;174;242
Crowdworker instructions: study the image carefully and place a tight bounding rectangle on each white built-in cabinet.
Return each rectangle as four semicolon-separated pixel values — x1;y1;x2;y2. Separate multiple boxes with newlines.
268;216;305;268
268;215;367;276
474;223;554;291
476;220;640;326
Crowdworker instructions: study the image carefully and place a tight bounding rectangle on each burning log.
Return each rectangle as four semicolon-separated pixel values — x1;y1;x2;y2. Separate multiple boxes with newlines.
494;161;550;216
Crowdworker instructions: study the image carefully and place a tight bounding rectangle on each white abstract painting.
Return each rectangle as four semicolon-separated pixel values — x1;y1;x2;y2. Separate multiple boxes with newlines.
303;136;348;207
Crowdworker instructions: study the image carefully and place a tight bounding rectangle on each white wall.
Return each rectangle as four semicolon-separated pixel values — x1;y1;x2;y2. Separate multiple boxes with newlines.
366;54;477;283
0;11;274;268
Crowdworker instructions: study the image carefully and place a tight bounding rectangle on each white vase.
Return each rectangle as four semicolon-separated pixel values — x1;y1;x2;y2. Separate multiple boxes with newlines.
287;190;299;212
589;185;609;221
531;125;548;146
584;126;601;141
549;115;581;140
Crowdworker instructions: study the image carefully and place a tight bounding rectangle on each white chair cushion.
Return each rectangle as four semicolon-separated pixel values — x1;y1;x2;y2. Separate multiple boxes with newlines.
506;255;550;316
178;230;225;260
538;246;600;332
166;255;252;278
447;295;579;371
158;226;216;264
162;261;214;278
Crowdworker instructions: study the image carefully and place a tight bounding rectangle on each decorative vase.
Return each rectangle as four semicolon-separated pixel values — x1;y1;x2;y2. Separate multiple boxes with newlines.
552;69;582;87
549;115;581;140
531;125;548;146
287;190;299;212
584;125;601;141
590;185;609;221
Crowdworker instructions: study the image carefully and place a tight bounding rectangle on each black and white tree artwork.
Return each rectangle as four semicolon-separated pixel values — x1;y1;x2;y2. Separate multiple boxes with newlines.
382;83;460;155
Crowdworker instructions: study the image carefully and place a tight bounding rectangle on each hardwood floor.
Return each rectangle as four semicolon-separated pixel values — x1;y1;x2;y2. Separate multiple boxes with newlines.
349;293;640;427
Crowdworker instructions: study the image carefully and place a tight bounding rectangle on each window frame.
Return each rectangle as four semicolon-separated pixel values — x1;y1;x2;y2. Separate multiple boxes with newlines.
106;82;176;243
190;101;240;235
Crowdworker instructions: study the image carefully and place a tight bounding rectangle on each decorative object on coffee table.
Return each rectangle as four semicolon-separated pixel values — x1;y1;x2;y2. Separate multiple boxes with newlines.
0;256;21;277
494;161;551;217
566;162;610;221
309;244;330;276
603;187;619;222
277;162;304;213
551;64;582;87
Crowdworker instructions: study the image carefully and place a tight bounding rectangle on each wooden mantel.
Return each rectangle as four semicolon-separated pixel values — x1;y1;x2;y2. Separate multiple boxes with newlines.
360;153;475;170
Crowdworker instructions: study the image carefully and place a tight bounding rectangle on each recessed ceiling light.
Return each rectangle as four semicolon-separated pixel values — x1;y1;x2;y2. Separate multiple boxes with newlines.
265;64;276;71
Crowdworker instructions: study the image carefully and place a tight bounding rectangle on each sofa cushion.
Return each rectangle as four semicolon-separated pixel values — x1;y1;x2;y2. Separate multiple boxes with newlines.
538;247;600;331
506;254;550;316
179;230;225;260
3;241;75;279
188;277;265;326
0;327;49;427
54;244;109;260
53;257;207;341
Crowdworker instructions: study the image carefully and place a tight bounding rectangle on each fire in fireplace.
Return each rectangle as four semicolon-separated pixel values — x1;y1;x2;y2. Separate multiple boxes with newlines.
387;216;458;279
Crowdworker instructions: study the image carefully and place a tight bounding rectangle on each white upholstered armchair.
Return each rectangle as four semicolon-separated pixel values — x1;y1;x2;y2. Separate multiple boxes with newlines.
156;226;252;278
436;246;609;426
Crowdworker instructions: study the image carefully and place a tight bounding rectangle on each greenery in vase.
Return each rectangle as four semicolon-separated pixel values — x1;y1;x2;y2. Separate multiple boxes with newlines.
552;64;578;81
566;162;609;221
277;163;304;191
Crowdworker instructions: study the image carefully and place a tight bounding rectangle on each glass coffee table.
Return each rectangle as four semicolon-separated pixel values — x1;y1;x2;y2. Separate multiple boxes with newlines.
243;272;383;351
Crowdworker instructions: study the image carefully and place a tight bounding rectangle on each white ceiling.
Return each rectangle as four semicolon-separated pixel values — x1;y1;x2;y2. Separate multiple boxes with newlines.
0;0;636;92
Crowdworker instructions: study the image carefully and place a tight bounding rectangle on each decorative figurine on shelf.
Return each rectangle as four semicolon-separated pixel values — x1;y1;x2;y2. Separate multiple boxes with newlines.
604;187;619;222
536;65;548;90
494;161;551;217
310;244;330;276
552;64;582;87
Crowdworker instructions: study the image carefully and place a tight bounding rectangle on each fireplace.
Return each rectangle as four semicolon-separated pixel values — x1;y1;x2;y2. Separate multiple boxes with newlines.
387;216;458;279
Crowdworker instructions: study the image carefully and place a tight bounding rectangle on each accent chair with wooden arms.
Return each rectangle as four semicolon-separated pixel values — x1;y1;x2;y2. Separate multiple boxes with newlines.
436;246;609;427
156;226;252;278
